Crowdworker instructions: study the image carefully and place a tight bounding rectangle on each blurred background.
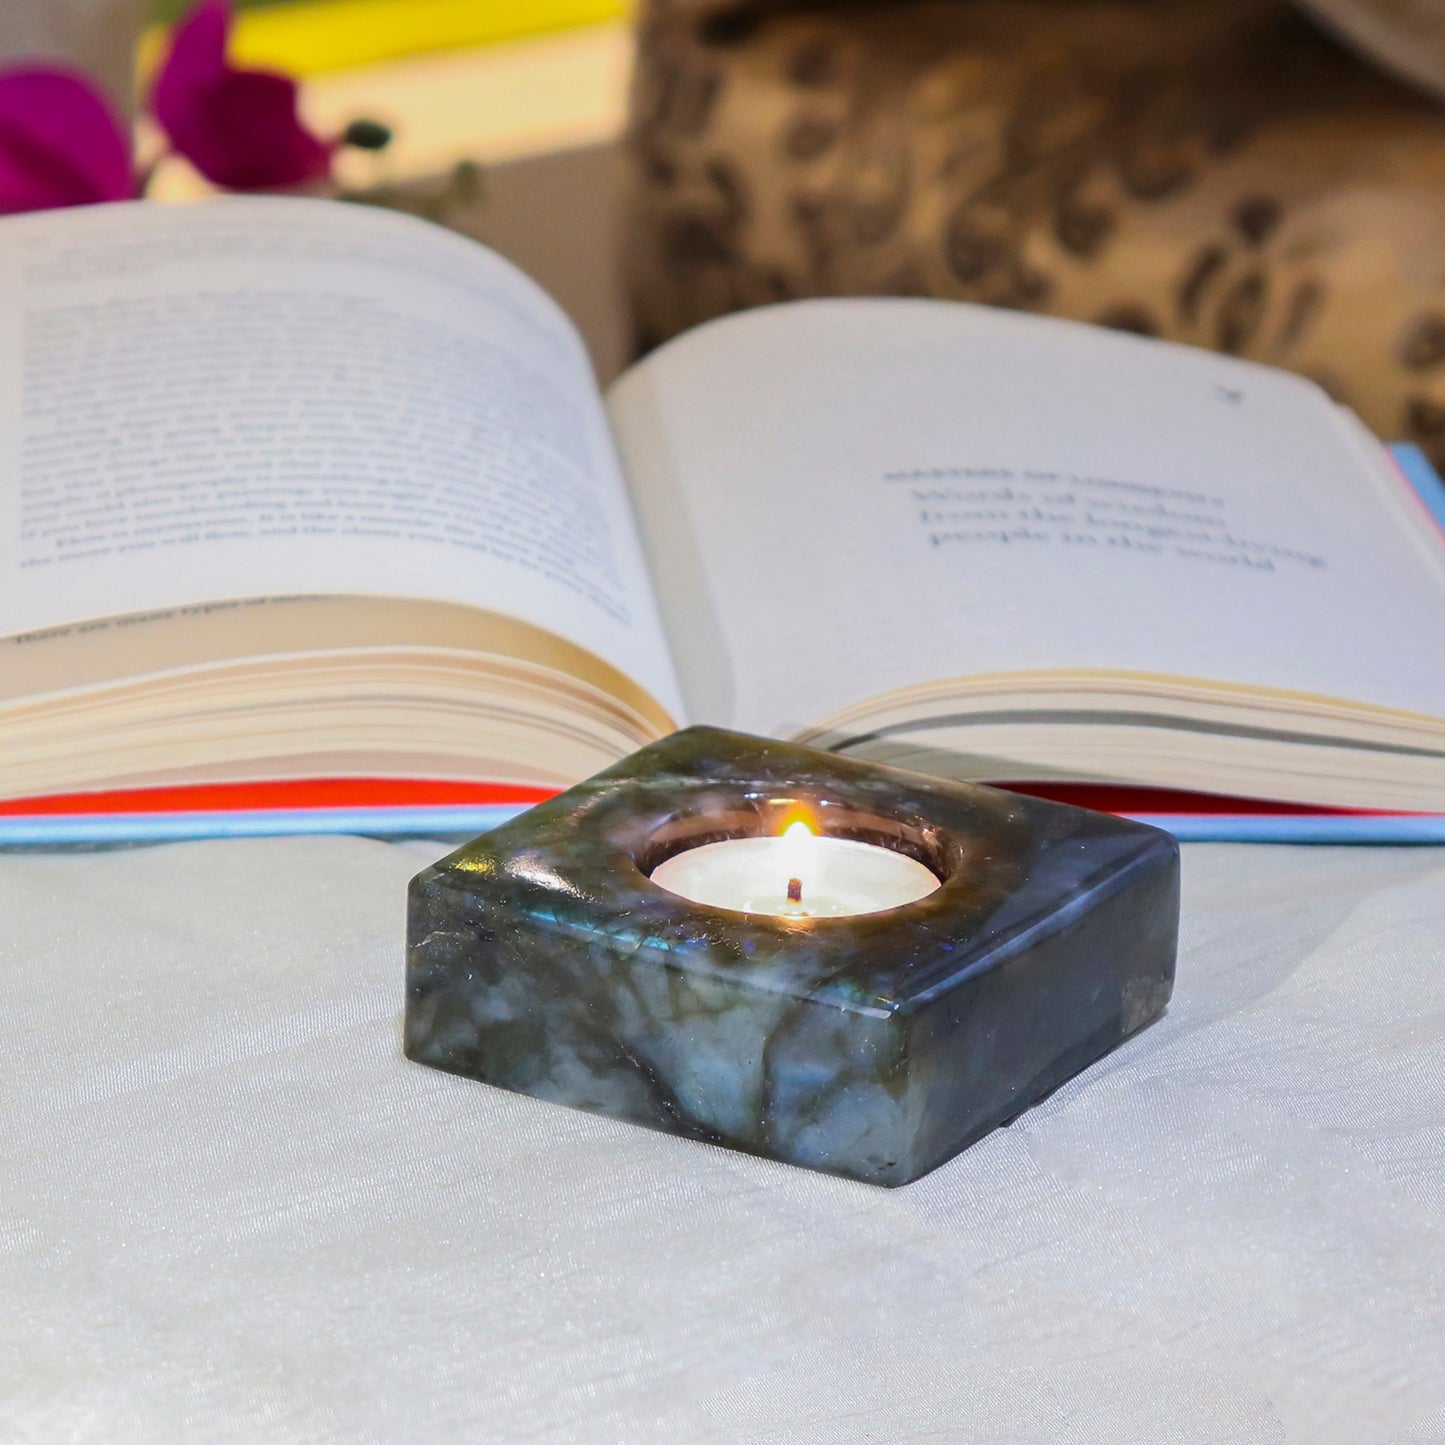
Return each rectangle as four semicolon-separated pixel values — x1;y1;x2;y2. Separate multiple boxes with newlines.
1;0;642;375
3;0;1444;455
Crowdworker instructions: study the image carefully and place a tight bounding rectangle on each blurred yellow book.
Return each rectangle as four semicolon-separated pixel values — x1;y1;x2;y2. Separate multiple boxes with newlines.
143;0;632;77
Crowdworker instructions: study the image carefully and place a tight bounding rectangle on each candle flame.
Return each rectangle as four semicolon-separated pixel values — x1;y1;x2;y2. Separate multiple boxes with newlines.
779;819;815;912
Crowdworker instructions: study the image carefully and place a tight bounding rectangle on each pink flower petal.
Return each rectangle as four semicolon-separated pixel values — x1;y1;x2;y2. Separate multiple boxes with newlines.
151;0;229;129
0;67;135;213
175;69;332;190
152;0;333;191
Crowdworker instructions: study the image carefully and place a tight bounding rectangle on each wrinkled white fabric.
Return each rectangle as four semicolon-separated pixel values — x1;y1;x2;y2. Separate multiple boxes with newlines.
1;836;1442;1443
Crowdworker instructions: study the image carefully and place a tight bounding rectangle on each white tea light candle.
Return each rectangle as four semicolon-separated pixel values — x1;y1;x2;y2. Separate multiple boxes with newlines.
649;820;940;917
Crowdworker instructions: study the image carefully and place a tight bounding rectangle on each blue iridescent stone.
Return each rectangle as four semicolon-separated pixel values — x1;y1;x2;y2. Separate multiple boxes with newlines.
404;727;1180;1186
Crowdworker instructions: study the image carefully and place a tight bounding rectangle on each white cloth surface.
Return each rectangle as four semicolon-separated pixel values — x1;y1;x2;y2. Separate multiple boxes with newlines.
1;836;1443;1444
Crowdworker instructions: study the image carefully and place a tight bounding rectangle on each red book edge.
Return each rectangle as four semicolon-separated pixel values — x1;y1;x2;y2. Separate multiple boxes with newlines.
0;778;554;817
0;776;1421;819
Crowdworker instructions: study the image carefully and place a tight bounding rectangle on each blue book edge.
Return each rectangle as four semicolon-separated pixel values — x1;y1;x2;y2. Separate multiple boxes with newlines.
5;445;1443;847
5;806;1445;849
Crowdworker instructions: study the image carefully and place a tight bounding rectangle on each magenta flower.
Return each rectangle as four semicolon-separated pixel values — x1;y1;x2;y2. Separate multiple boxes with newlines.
0;66;135;214
152;0;333;191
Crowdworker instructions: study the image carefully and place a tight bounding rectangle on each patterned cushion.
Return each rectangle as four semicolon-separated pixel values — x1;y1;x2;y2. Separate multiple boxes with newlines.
641;0;1445;99
626;0;1445;463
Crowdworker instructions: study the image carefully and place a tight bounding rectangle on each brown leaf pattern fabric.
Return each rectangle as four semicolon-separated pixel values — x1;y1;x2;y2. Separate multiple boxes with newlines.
626;0;1445;465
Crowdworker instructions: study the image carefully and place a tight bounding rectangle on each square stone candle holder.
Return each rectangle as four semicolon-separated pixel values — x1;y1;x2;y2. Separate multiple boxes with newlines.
405;727;1180;1187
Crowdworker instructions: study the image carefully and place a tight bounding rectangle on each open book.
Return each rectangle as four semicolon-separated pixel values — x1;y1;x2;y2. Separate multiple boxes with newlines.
3;197;1443;843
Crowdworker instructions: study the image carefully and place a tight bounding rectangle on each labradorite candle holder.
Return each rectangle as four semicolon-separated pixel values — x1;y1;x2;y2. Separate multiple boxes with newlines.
404;727;1180;1187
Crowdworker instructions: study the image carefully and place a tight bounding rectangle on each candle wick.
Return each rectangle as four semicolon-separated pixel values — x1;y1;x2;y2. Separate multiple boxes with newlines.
787;877;803;904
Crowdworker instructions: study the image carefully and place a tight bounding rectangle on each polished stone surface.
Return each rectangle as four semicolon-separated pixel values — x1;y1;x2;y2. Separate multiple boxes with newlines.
405;727;1180;1185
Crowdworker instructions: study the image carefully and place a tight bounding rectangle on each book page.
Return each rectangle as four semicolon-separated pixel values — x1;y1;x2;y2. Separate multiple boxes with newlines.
609;299;1445;737
0;197;681;720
